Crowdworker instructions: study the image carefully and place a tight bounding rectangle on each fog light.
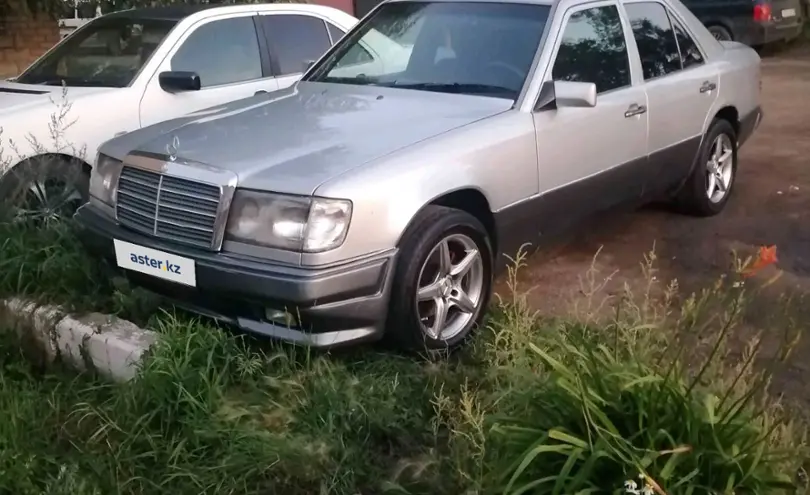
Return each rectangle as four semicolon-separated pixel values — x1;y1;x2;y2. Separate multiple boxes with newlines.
265;308;298;327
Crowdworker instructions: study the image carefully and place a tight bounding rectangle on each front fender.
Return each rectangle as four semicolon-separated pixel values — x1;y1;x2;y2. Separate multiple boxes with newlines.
2;87;142;178
305;111;539;267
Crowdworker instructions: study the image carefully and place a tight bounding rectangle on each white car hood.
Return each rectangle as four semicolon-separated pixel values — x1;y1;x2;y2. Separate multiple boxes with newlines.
0;80;113;117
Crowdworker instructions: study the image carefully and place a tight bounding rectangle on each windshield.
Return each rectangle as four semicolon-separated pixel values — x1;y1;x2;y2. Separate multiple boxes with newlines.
16;17;176;88
305;1;551;100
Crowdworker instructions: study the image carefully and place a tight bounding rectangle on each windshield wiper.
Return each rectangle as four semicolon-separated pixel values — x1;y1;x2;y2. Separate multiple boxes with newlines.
15;76;65;86
320;75;383;86
385;82;514;97
18;74;120;87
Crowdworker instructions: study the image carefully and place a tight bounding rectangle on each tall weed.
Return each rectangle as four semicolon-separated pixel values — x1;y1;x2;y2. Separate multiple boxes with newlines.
436;247;807;494
0;239;805;494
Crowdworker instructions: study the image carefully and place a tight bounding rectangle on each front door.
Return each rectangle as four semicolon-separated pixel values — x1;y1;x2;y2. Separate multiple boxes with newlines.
138;14;279;128
531;1;650;236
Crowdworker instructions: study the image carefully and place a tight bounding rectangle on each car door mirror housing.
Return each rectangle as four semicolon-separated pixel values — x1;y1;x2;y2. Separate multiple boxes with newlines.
535;80;597;111
159;71;202;93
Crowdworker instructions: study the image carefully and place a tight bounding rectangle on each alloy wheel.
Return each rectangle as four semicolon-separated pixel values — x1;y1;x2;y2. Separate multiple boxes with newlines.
710;27;731;41
12;176;84;225
415;233;485;342
706;133;734;204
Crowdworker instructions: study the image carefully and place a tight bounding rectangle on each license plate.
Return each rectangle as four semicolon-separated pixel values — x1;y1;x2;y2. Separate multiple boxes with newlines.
782;8;796;17
113;239;197;287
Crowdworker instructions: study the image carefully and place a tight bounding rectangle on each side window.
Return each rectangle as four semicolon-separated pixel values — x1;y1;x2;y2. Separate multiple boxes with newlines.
624;2;681;80
670;15;704;69
262;15;332;76
326;22;346;44
326;22;374;65
551;6;631;94
171;17;263;88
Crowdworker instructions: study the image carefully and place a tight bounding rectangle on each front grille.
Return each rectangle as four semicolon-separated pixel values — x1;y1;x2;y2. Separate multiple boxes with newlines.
115;166;222;249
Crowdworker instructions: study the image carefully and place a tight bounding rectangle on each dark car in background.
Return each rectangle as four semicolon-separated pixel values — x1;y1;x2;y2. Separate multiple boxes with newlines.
682;0;804;46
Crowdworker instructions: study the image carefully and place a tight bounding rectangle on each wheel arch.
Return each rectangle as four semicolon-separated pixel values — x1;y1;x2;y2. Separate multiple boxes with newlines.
6;152;92;177
0;152;92;195
713;105;740;137
395;187;498;258
676;105;740;196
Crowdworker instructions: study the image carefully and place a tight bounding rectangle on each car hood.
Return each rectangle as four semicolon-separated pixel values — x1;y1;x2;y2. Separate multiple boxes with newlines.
0;80;113;116
108;82;512;195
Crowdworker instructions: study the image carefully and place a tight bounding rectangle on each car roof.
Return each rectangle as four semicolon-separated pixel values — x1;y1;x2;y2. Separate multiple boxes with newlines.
385;0;554;5
102;5;219;22
100;3;352;22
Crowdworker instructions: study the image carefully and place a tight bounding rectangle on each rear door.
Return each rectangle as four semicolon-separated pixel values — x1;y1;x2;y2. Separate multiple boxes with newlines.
257;13;336;90
531;0;649;234
623;0;719;196
139;14;278;128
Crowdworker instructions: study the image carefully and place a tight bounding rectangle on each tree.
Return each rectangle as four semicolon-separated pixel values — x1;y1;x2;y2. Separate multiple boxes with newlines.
1;0;306;23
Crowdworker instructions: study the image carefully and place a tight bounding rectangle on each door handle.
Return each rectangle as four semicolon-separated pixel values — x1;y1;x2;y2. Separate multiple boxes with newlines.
700;81;717;93
255;90;268;95
624;103;647;118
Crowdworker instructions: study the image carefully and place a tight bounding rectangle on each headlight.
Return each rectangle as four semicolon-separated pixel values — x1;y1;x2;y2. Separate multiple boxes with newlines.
89;153;123;206
225;190;352;253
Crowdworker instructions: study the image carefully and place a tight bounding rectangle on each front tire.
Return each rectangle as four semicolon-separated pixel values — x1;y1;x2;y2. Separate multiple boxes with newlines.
0;156;89;224
675;118;738;217
385;205;493;353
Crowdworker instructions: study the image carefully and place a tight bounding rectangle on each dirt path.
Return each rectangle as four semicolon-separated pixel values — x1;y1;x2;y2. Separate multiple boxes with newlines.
493;44;810;403
496;42;810;404
494;44;810;311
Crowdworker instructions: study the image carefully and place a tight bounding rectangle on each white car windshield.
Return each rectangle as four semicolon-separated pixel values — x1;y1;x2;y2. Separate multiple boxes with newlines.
16;16;176;88
305;1;551;100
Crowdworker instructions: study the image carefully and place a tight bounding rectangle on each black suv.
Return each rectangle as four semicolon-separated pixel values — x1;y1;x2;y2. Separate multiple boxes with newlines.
681;0;805;46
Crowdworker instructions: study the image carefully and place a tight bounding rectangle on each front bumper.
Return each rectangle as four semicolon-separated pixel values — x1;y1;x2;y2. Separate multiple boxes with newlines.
74;204;396;348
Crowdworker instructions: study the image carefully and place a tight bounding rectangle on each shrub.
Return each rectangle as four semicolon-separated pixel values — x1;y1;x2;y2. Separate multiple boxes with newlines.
430;250;807;494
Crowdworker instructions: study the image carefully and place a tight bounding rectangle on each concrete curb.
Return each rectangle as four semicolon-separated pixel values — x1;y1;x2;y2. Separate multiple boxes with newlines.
1;298;157;381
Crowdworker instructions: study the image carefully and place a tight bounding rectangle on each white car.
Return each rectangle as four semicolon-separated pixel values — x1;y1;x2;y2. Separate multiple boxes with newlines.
0;4;359;217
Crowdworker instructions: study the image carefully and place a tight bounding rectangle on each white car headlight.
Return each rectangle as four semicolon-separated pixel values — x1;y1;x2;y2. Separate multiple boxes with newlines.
225;190;352;253
304;198;353;252
89;153;123;206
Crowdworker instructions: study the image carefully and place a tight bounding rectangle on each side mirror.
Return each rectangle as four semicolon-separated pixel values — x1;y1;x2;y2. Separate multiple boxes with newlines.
535;80;597;111
158;71;201;93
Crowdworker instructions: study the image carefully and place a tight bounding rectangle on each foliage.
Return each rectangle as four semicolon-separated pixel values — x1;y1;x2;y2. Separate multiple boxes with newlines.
0;0;309;21
0;221;807;494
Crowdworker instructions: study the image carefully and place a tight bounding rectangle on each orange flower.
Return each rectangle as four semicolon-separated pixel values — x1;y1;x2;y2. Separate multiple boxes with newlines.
741;245;778;278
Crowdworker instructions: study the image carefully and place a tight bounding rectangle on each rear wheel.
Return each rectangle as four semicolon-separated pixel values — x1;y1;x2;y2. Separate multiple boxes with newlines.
708;24;733;42
675;118;738;217
385;205;493;354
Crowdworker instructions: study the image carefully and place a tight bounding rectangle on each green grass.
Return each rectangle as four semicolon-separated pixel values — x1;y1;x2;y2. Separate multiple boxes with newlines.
0;219;161;325
0;219;808;494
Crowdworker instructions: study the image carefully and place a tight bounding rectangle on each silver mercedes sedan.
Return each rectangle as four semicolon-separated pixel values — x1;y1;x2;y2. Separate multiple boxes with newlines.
76;0;763;352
